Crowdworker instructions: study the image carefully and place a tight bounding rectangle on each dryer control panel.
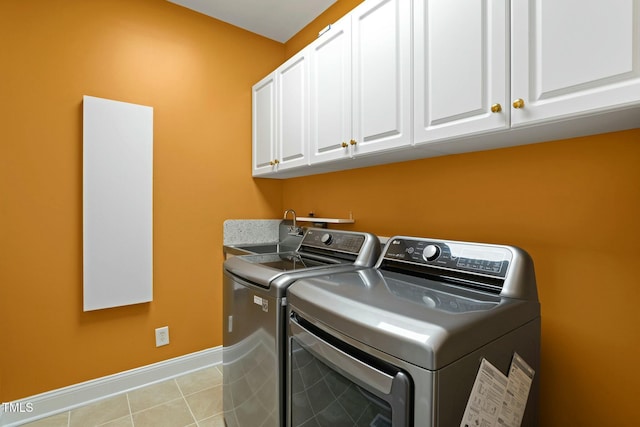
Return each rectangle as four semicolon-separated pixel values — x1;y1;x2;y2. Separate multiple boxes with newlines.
382;238;513;279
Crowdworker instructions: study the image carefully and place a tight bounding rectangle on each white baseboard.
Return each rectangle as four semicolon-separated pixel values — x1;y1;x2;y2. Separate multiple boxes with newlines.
0;346;221;427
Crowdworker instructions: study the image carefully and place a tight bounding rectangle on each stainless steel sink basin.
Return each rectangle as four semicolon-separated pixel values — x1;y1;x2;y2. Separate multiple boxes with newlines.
224;234;303;257
236;244;280;253
232;243;298;254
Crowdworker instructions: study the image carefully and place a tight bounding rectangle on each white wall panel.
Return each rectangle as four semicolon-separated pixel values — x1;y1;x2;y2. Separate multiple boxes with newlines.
83;95;153;311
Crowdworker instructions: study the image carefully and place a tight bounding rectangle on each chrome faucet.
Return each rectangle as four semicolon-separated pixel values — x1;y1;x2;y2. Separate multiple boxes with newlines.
283;209;302;236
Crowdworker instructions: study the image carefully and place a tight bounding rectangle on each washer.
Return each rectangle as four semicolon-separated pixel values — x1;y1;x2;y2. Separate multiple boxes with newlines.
286;236;540;427
222;228;381;427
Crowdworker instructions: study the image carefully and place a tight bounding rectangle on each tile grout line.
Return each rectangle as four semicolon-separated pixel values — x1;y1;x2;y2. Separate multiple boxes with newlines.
91;386;180;426
175;378;199;427
126;393;134;427
128;396;187;417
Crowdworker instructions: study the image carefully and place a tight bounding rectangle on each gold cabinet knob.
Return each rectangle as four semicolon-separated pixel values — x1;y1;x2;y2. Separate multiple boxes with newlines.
491;103;502;113
341;142;348;148
269;160;275;166
513;98;525;109
274;159;279;164
349;139;357;145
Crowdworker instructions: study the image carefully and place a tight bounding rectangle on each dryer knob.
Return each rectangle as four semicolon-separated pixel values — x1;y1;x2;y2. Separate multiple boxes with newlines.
423;244;440;261
321;233;333;245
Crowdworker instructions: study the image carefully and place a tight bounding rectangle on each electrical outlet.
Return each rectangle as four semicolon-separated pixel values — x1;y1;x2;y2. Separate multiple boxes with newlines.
155;326;169;347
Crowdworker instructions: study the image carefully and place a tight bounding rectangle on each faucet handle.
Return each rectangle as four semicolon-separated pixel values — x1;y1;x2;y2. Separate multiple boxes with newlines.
288;225;303;236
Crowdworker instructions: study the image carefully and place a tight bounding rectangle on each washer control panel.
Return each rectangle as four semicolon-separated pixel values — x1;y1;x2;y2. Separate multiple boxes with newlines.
302;229;365;254
383;238;512;278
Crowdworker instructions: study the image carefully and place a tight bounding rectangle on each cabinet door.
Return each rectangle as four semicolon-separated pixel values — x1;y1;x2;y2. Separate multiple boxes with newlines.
511;0;640;126
252;72;277;176
309;15;352;164
414;0;508;145
351;0;412;156
277;51;309;170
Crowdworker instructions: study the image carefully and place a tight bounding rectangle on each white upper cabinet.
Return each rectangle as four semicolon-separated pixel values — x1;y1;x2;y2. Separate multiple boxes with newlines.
277;52;309;169
309;15;352;164
414;0;508;144
511;0;640;126
350;0;412;156
309;0;412;164
252;50;309;176
252;72;277;176
253;0;640;178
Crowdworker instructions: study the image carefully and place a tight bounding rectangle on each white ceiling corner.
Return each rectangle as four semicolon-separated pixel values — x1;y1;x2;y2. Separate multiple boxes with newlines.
167;0;337;43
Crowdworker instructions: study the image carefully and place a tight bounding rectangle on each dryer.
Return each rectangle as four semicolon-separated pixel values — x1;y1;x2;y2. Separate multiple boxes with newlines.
286;236;540;426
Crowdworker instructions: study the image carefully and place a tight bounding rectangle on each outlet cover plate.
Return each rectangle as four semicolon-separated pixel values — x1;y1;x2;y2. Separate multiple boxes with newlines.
155;326;169;347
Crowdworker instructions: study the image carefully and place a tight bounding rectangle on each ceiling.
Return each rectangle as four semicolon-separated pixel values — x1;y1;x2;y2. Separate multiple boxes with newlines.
166;0;337;43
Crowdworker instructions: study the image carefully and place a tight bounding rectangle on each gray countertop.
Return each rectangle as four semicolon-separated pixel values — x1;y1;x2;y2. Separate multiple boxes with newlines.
222;218;390;256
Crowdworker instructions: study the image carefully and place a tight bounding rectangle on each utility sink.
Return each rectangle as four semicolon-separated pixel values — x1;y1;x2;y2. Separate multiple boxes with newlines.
224;230;303;257
228;241;300;255
236;243;286;254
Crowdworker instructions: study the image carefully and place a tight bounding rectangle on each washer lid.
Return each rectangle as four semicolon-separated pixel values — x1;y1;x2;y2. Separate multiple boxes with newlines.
225;251;347;288
287;268;540;370
223;229;382;296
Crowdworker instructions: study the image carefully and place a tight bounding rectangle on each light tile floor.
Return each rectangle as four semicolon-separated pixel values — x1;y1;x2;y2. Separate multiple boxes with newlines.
22;366;224;427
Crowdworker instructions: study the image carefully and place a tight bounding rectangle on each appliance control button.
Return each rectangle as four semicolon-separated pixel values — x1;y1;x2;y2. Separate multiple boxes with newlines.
423;244;440;261
321;233;333;245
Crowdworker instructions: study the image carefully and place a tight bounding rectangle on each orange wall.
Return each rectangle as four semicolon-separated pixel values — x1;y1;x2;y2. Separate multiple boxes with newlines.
0;0;285;401
1;1;639;426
